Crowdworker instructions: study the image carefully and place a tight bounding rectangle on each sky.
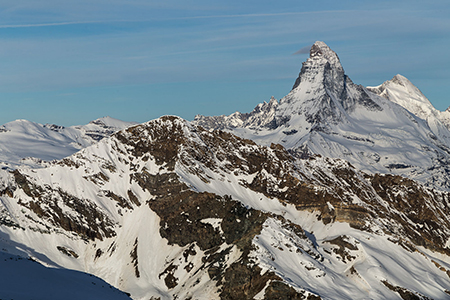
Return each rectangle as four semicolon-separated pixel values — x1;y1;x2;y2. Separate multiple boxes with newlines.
0;0;449;126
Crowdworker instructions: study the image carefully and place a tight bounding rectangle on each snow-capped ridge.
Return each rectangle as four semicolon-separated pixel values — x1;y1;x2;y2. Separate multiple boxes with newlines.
0;116;136;168
88;116;138;128
194;97;279;130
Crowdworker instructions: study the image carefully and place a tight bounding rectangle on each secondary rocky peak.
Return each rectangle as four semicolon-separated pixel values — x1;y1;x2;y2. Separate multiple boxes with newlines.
370;74;424;99
367;74;437;123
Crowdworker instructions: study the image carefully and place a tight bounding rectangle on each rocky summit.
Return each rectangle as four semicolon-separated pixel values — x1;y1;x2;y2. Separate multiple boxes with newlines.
1;42;450;299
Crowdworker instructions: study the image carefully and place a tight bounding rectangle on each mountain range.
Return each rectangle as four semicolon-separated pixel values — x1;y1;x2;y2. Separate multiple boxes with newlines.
1;41;450;299
194;41;450;191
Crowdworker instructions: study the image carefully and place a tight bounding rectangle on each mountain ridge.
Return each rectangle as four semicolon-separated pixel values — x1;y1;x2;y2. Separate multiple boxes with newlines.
1;115;450;299
0;116;137;169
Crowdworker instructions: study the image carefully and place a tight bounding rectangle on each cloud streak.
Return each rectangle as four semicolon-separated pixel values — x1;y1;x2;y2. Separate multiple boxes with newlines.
167;10;354;20
0;21;105;29
0;9;354;29
293;45;312;55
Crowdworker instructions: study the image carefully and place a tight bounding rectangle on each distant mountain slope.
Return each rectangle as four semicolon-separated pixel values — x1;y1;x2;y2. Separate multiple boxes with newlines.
0;116;136;169
1;116;450;299
367;74;450;139
194;41;450;191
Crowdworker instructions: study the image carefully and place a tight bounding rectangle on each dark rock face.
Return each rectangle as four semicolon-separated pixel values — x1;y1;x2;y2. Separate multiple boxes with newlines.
134;167;288;298
122;116;450;258
11;170;115;241
264;281;321;300
382;281;432;300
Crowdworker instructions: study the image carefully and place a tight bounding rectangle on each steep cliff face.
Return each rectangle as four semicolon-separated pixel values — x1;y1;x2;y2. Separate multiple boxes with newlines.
193;42;450;191
1;115;450;299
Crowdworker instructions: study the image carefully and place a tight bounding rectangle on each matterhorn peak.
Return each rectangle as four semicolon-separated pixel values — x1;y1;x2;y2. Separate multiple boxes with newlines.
291;41;345;94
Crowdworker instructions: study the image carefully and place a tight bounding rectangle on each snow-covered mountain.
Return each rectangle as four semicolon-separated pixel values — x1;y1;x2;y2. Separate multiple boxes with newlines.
0;116;136;169
194;41;450;191
2;41;450;299
1;116;450;299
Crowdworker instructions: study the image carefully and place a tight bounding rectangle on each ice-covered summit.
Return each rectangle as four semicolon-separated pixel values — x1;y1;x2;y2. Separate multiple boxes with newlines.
292;41;344;92
368;74;450;133
195;41;379;131
367;74;434;120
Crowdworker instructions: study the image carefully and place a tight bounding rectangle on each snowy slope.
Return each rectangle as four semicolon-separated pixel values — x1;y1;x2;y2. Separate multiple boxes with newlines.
0;251;131;300
1;116;450;299
194;41;450;191
0;116;136;169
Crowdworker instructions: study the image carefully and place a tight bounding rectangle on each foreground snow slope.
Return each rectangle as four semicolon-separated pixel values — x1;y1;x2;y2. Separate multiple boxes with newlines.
1;116;450;299
0;251;131;300
194;41;450;191
0;116;136;169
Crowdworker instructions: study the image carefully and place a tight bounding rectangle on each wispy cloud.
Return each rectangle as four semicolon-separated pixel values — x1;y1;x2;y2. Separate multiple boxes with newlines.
0;21;105;29
0;9;354;29
293;45;312;55
169;10;354;20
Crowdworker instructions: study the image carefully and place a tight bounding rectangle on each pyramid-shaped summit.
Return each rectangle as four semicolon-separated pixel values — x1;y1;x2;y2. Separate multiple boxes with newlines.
276;41;383;129
292;41;344;91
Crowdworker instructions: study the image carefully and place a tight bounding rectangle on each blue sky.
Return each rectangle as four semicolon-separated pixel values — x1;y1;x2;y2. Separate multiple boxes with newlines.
0;1;449;126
